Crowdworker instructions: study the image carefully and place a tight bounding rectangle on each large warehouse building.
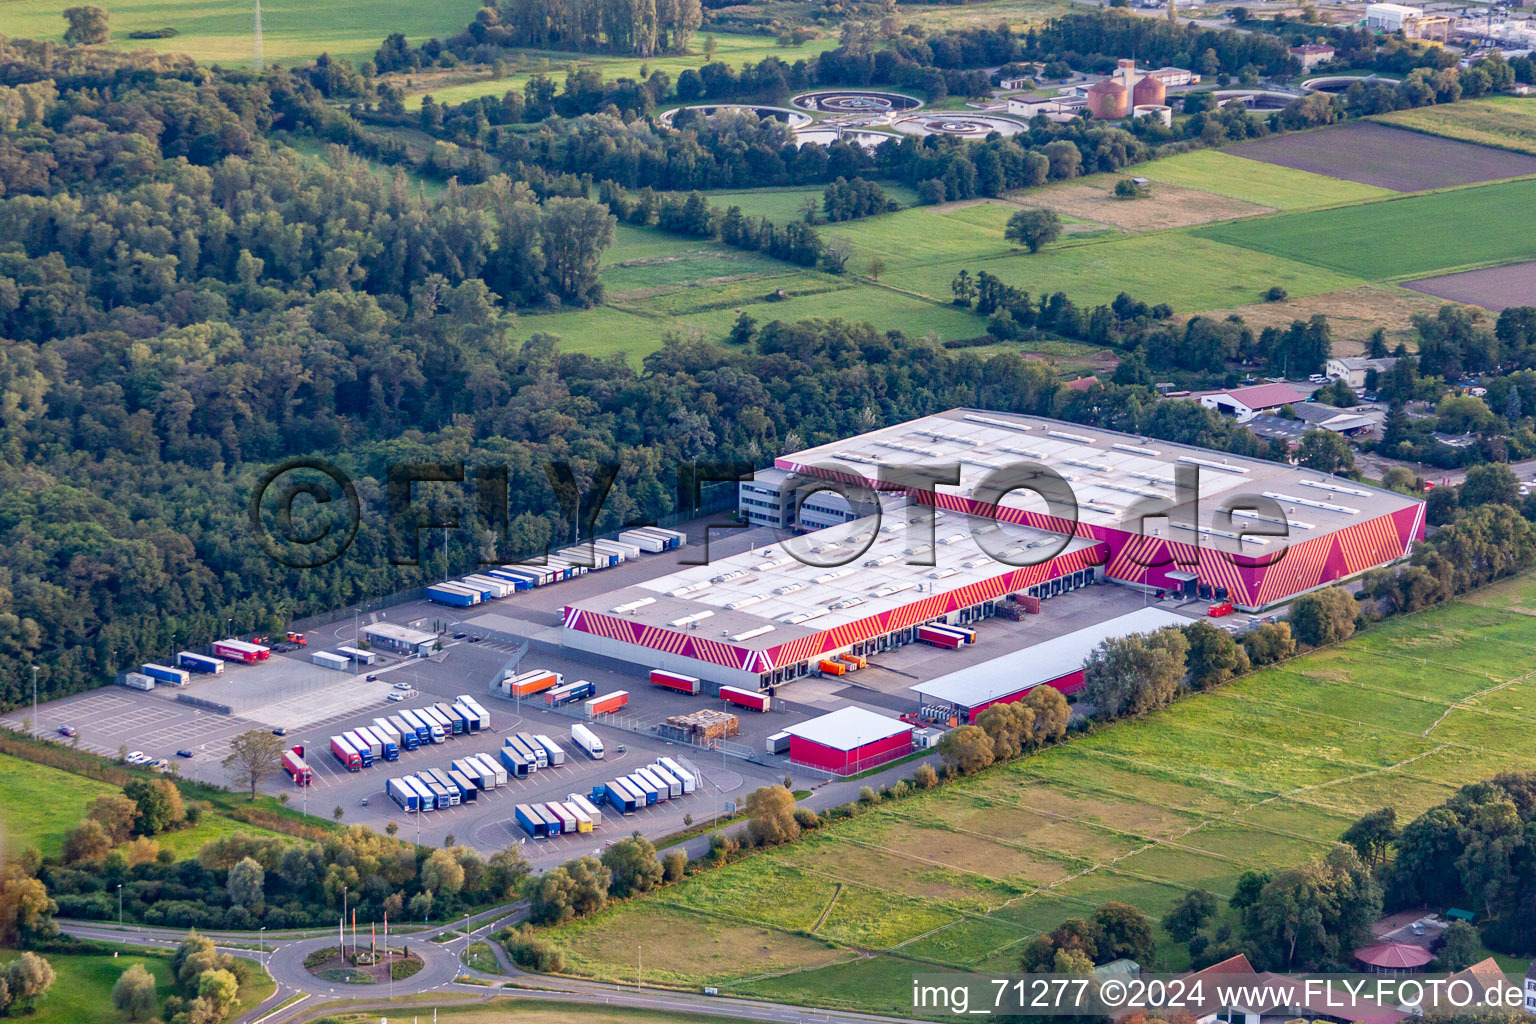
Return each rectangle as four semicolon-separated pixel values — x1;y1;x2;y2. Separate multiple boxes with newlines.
910;606;1190;721
563;408;1423;690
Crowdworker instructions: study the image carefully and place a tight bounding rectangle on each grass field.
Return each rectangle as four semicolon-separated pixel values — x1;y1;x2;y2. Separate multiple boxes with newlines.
1197;177;1536;279
0;947;273;1024
4;0;478;66
396;33;838;109
1375;96;1536;156
1130;149;1395;210
0;753;291;860
901;0;1074;31
1178;284;1439;354
542;570;1536;1014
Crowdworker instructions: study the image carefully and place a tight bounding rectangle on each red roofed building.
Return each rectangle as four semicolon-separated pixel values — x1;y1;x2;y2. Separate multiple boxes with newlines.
1199;382;1306;423
1355;941;1434;973
1165;953;1409;1024
1064;375;1099;391
1292;43;1336;69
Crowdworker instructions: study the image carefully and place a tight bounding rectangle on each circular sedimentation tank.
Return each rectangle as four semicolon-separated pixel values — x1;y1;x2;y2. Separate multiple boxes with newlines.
1132;103;1172;126
890;112;1026;138
790;90;924;115
1214;90;1297;111
657;104;813;129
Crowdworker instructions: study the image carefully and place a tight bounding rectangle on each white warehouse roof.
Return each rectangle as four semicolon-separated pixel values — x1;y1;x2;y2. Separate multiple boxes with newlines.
783;706;912;751
362;622;436;646
910;606;1192;709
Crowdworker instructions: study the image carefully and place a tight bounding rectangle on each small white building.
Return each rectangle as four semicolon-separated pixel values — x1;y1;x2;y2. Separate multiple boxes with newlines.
1366;2;1423;33
1325;356;1398;388
998;76;1034;91
1290;43;1336;69
361;622;436;656
1006;95;1088;119
1199;382;1307;423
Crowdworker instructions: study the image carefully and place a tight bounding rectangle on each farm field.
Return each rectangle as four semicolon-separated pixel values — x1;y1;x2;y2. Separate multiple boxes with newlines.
1404;261;1536;312
1179;285;1439;353
1375;96;1536;155
654;183;923;223
901;0;1075;31
1129;149;1394;210
3;0;478;66
543;569;1536;1015
1222;121;1536;191
1006;178;1273;232
1197;177;1536;280
396;33;839;109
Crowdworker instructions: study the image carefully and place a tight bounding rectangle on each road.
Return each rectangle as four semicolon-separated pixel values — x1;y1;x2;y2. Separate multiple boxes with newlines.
58;916;930;1024
1354;453;1536;489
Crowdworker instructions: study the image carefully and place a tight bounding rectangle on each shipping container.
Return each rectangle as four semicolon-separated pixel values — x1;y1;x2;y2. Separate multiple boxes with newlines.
212;638;270;663
177;651;224;675
570;723;604;759
567;792;604;827
818;659;847;676
658;757;697;794
425;583;480;607
533;735;566;767
505;669;562;699
282;750;313;786
584;691;629;716
766;731;791;755
604;781;638;815
635;767;670;802
447;770;480;804
515;804;551;838
470;752;507;787
337;645;376;665
916;624;965;650
498;745;530;780
544;802;576;834
545;679;595;706
124;672;155;691
404;775;436;811
514;732;548;769
838;653;867;670
341;730;376;767
397;709;433;745
625;773;660;805
647;763;682;798
141;663;190;687
311;650;350;671
387;778;420;812
618;529;668;554
330;735;363;772
650;669;702;695
719;686;770;712
453;695;491;731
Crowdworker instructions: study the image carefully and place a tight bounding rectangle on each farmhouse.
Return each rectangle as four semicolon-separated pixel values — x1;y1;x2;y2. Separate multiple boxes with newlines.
1326;355;1398;387
566;409;1424;687
1290;43;1336;69
909;606;1191;721
1199;382;1306;422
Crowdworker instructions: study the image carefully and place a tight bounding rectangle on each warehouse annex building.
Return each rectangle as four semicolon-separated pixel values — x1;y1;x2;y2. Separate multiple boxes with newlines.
563;409;1423;690
784;707;913;775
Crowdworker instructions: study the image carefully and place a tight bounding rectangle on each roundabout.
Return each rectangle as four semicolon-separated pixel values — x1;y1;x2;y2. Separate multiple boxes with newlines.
790;89;923;115
891;112;1026;138
270;931;466;996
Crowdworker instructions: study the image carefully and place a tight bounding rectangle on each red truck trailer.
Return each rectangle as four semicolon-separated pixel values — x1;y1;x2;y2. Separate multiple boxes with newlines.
916;625;964;650
584;691;629;716
719;685;770;712
329;735;362;772
650;669;701;695
282;749;313;786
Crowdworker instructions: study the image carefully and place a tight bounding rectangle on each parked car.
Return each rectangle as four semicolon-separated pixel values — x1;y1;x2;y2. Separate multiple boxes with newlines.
271;727;287;736
57;725;75;737
453;632;467;639
126;751;146;764
176;749;193;758
393;681;411;690
387;692;408;702
365;674;378;682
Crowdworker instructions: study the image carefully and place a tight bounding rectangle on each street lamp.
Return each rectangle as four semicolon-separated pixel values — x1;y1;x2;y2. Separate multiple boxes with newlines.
31;665;38;739
117;883;123;927
259;926;265;965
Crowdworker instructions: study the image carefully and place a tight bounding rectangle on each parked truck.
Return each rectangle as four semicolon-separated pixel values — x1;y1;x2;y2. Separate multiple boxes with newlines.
567;792;604;827
212;639;269;663
141;663;190;687
177;651;224;675
419;707;451;742
498;745;530;780
123;672;155;691
397;709;434;745
450;701;481;733
604;780;639;815
470;752;507;787
719;685;770;712
454;695;491;731
766;731;791;755
425;583;480;607
534;735;566;767
432;702;466;735
282;749;313;786
341;730;375;767
504;735;540;771
515;804;552;838
659;756;697;794
404;775;435;811
618;528;668;553
504;669;562;699
545;679;595;707
446;769;480;804
330;735;363;772
584;691;629;716
514;732;548;769
650;669;701;695
387;778;420;812
916;624;965;649
373;719;410;753
570;723;604;759
358;725;398;761
562;800;594;833
648;763;682;798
